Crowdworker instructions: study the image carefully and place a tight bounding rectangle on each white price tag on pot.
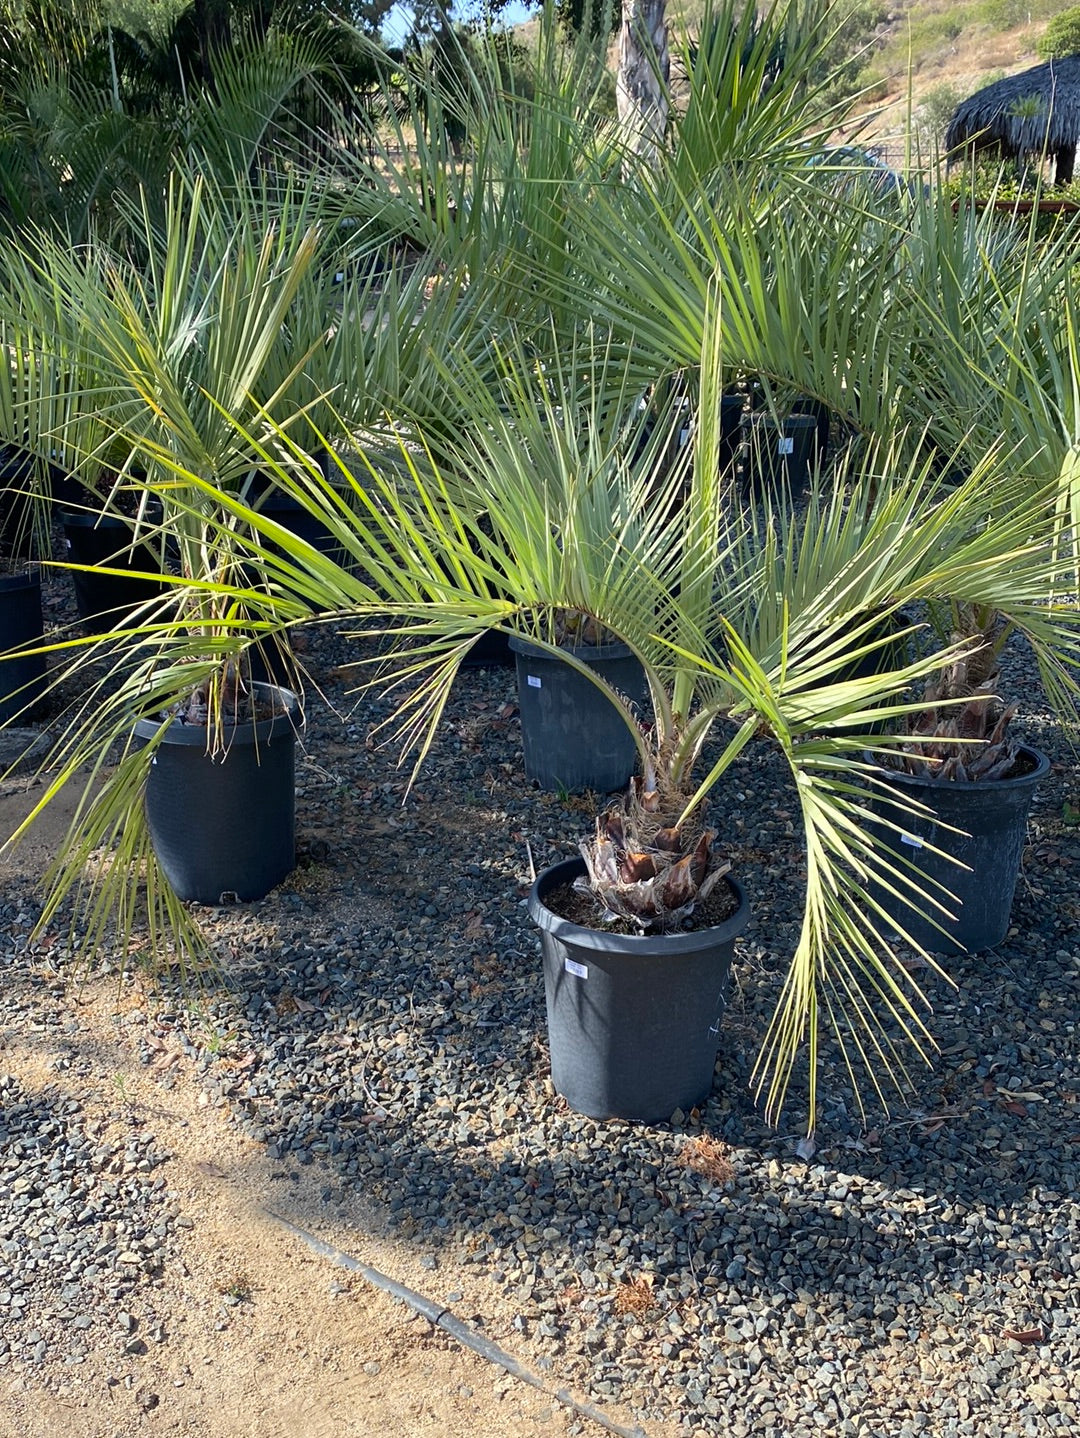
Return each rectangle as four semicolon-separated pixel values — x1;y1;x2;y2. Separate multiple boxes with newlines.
900;832;923;849
777;436;795;456
527;674;542;689
564;957;588;979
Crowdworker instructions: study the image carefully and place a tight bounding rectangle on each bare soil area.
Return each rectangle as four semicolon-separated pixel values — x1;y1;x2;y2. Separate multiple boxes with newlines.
0;780;665;1438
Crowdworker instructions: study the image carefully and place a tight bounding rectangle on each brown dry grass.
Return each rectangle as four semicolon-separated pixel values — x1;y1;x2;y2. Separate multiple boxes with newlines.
612;1274;656;1318
681;1134;737;1186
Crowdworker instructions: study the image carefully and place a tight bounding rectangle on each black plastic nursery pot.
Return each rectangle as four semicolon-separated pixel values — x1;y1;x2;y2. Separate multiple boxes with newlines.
460;627;515;668
240;467;350;567
719;394;745;476
61;512;169;632
864;744;1049;954
789;397;830;467
528;857;751;1122
133;683;303;905
509;635;647;793
0;571;48;724
740;412;819;496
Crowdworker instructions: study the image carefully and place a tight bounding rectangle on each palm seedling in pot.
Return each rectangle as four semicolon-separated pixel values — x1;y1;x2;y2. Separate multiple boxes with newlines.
0;108;536;964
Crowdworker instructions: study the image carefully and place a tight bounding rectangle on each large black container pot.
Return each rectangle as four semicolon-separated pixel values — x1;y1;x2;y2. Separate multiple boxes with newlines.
61;512;168;632
509;635;647;793
719;394;746;476
460;627;514;669
0;571;48;724
528;857;751;1121
864;744;1049;953
134;683;302;904
740;412;819;495
240;468;349;565
789;397;831;467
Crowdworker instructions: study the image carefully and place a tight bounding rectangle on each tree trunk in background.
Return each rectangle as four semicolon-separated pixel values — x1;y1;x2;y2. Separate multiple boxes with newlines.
192;0;232;86
616;0;669;167
247;0;277;45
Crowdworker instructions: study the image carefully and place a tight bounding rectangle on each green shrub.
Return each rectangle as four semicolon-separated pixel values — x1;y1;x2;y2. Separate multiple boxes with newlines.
981;0;1034;29
907;11;966;48
919;81;966;144
1037;4;1080;58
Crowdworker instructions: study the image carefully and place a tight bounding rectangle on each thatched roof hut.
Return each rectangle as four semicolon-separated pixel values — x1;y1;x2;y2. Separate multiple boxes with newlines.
945;55;1080;183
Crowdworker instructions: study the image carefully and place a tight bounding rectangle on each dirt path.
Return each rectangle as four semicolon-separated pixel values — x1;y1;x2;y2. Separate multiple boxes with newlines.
0;777;665;1438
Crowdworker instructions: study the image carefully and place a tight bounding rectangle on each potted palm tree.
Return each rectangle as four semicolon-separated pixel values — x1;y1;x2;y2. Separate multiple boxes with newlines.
862;603;1052;954
0;134;501;955
8;4;1080;1134
0;169;348;952
196;302;1080;1127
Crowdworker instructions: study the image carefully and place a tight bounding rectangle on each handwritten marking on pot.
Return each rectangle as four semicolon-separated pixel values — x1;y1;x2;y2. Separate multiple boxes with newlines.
259;1207;649;1438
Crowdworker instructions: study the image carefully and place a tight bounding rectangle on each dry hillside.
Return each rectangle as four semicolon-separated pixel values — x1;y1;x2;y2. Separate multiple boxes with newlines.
523;0;1080;158
852;0;1064;152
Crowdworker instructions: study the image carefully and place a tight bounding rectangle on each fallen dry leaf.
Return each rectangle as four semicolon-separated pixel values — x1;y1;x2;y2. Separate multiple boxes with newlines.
193;1160;226;1178
1001;1326;1044;1344
1001;1100;1028;1118
463;912;489;941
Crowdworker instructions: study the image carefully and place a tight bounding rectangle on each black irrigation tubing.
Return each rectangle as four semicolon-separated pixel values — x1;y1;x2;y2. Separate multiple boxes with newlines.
261;1207;650;1438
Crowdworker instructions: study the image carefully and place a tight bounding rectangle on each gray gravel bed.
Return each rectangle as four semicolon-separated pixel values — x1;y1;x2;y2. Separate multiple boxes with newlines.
0;1068;176;1373
4;587;1080;1435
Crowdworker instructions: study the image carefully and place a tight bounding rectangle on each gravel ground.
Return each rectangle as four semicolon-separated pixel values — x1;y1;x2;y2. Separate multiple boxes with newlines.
2;569;1079;1437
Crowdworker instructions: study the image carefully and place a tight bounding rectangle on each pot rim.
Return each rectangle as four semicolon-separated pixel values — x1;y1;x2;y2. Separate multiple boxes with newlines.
508;633;635;663
0;568;42;593
528;855;749;956
132;680;303;747
861;742;1050;791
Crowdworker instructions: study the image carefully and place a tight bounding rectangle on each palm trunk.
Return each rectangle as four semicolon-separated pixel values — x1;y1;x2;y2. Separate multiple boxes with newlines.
616;0;669;166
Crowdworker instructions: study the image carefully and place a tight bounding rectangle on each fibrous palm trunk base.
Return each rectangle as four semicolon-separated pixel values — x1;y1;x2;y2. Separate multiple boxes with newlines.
578;772;730;932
